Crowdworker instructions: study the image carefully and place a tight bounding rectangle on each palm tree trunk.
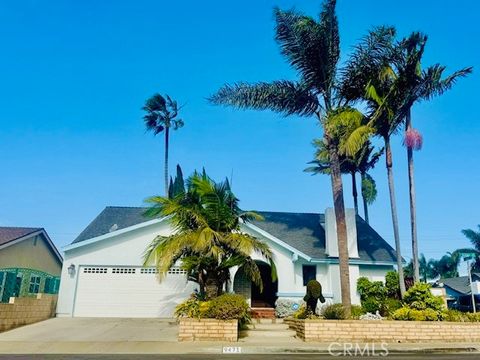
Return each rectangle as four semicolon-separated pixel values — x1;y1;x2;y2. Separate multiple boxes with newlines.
164;127;170;196
385;136;406;297
351;171;359;215
360;173;369;224
406;110;420;283
328;145;352;316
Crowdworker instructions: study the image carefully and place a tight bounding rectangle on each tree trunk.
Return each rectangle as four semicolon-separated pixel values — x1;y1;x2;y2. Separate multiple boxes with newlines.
164;127;170;196
385;136;406;297
328;144;352;316
360;172;369;224
406;110;420;283
205;277;222;300
351;171;359;215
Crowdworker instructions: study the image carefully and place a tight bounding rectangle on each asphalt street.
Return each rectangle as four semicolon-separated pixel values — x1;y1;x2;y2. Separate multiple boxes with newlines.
1;354;479;360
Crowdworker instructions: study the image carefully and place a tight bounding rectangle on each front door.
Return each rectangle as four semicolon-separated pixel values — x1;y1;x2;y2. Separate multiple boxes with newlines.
251;262;278;308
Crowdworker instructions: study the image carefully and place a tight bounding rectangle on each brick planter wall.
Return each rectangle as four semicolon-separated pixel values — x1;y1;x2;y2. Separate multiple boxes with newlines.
288;319;480;343
0;294;57;332
178;318;238;341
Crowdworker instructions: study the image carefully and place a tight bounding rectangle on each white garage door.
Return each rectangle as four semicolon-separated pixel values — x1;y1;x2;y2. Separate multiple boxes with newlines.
73;266;196;318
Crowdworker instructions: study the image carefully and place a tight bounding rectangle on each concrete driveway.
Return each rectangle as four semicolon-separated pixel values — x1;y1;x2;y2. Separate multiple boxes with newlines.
0;318;178;342
0;318;196;354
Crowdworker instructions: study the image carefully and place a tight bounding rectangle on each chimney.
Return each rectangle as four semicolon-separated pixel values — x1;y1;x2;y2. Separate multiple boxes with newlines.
324;208;359;258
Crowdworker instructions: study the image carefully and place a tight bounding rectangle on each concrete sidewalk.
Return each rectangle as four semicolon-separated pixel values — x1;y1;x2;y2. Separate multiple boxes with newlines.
0;318;479;354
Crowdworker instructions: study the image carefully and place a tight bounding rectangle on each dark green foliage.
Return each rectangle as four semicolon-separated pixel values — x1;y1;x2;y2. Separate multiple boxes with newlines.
321;303;347;320
385;271;400;299
168;164;185;199
306;280;323;300
303;280;325;314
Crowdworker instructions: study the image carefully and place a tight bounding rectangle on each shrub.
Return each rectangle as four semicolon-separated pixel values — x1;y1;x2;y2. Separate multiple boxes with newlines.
205;294;249;321
306;280;322;299
443;309;467;322
391;307;440;321
275;298;304;318
382;298;402;316
361;297;382;314
403;282;444;312
350;305;366;319
322;303;347;320
292;304;321;319
174;296;201;318
385;271;400;299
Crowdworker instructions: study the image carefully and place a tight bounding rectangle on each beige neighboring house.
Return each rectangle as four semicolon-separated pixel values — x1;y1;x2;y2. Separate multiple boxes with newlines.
0;227;63;303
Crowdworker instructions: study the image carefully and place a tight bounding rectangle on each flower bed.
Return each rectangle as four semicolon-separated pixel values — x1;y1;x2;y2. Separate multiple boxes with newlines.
178;318;238;342
287;318;480;343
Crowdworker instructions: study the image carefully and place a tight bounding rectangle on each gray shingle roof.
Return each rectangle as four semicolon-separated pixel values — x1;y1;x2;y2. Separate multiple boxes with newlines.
72;206;397;263
0;227;42;246
441;273;480;295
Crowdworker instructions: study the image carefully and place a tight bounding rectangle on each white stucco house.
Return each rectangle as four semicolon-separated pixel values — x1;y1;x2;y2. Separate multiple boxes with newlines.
56;206;397;318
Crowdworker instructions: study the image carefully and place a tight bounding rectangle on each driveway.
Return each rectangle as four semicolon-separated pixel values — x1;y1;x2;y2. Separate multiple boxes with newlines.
0;318;178;342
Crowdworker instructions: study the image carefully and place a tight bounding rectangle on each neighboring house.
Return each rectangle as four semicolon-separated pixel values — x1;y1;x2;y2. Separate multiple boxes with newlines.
0;227;63;303
57;206;398;318
437;273;480;302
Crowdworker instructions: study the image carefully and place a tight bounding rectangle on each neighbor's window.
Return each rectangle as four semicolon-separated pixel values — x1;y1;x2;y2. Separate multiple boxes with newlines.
29;276;41;293
302;265;316;286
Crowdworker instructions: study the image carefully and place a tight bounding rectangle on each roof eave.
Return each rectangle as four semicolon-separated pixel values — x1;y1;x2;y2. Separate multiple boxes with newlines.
63;217;167;252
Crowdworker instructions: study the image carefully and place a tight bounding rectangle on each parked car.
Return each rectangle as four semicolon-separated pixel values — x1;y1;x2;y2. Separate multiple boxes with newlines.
450;294;480;312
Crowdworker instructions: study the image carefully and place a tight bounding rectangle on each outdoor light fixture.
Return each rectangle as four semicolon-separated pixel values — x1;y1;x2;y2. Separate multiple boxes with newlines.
67;264;76;276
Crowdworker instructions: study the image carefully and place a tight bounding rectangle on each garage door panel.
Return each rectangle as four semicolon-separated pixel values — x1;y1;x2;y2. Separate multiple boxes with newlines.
74;266;196;317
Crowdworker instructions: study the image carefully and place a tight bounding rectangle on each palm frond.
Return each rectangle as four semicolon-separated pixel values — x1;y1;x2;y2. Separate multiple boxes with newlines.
209;81;319;116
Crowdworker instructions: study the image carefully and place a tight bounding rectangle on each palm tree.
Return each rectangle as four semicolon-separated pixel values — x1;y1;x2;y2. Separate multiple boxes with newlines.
361;173;377;224
391;33;472;283
428;252;460;279
461;226;480;271
306;139;381;222
210;1;379;314
340;26;408;296
143;94;184;195
143;171;276;299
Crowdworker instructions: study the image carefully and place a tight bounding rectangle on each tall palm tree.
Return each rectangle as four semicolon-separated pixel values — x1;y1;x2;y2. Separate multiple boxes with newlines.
306;139;381;222
210;1;378;314
392;33;472;283
360;173;377;224
340;26;408;296
143;94;184;195
461;226;480;272
143;171;276;299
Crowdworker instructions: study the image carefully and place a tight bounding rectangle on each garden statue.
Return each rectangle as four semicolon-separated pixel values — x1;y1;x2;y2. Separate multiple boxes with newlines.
304;279;325;314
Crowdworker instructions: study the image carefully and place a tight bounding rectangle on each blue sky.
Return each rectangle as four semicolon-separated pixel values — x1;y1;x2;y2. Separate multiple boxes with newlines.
0;0;478;268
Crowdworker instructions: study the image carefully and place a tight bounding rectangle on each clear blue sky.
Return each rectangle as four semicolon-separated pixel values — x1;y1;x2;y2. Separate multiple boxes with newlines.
0;1;478;267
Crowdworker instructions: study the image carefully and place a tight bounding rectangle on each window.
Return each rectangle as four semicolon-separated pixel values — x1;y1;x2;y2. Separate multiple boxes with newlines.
302;265;316;286
29;276;41;294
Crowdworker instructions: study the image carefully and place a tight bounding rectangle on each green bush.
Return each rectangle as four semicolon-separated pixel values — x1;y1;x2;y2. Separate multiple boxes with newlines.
350;305;366;319
306;279;322;299
322;303;347;320
174;296;202;318
361;297;382;313
385;271;400;299
403;282;444;312
392;307;440;321
382;298;402;316
204;294;250;321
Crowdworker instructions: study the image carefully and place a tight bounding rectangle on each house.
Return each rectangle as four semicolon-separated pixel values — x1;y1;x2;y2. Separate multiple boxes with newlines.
436;273;480;304
0;227;63;303
56;206;398;318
